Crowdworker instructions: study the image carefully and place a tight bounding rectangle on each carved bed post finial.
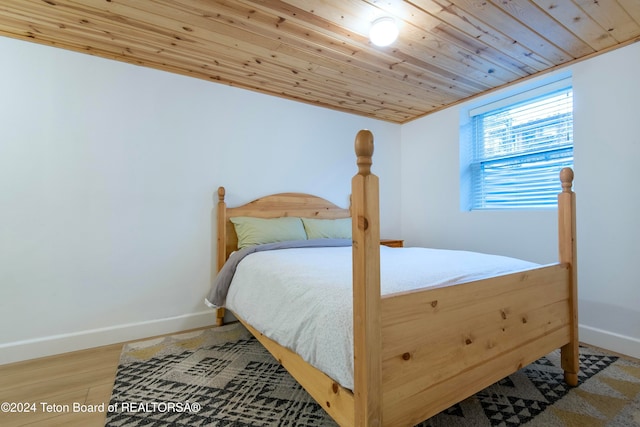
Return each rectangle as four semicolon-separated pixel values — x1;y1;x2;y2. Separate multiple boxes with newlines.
218;186;226;201
560;168;574;193
355;129;374;175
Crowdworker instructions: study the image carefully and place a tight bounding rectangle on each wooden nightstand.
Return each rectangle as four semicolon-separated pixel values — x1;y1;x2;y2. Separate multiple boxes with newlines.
380;239;404;248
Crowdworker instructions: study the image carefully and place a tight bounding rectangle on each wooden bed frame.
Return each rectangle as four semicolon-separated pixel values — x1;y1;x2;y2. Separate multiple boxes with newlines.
214;129;579;427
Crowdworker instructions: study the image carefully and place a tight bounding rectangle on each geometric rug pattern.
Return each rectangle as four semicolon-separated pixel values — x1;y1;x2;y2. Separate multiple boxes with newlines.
105;323;640;426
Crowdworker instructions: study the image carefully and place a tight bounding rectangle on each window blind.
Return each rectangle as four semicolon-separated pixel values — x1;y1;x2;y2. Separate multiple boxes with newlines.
470;86;573;209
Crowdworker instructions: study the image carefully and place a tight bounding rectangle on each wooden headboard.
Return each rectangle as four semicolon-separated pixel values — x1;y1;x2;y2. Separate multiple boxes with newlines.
215;187;350;272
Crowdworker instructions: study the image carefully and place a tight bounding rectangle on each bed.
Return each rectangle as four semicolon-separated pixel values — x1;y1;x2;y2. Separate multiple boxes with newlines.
208;129;579;427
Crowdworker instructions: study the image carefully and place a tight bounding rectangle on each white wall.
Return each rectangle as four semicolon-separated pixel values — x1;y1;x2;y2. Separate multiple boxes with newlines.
0;37;401;364
401;42;640;359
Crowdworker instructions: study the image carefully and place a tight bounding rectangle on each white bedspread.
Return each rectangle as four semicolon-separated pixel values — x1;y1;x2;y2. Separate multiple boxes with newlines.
225;245;537;390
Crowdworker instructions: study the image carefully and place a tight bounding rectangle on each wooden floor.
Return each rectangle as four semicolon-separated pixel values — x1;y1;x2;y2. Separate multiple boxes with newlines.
0;343;121;427
0;326;212;427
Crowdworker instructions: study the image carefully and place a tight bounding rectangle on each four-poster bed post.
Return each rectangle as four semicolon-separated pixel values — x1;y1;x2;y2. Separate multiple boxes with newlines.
558;167;579;386
351;130;382;426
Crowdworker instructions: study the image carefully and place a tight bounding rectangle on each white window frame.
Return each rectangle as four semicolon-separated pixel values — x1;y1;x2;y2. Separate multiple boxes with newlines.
460;77;574;211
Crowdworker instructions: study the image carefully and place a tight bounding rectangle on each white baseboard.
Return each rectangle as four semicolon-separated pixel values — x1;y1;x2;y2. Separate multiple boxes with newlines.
579;323;640;359
0;311;217;365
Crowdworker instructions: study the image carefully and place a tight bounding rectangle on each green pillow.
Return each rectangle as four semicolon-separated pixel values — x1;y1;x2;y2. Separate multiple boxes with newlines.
230;217;307;249
302;217;352;240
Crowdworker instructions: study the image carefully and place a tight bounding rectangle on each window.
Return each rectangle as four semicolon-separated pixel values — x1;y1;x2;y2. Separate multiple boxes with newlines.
463;79;573;210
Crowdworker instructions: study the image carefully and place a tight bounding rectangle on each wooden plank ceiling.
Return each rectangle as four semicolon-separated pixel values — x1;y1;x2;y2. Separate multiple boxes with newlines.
1;0;639;123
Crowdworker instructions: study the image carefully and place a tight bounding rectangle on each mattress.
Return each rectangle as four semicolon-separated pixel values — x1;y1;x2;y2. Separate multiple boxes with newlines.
212;244;538;390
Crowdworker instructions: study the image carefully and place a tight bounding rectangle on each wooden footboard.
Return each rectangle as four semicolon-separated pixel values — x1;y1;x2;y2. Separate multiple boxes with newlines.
351;130;578;426
380;264;572;426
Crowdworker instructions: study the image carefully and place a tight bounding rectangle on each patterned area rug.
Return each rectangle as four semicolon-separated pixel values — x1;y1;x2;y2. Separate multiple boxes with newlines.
105;323;640;426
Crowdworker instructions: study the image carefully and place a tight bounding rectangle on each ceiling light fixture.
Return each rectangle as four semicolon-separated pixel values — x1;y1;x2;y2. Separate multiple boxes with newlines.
369;17;399;47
